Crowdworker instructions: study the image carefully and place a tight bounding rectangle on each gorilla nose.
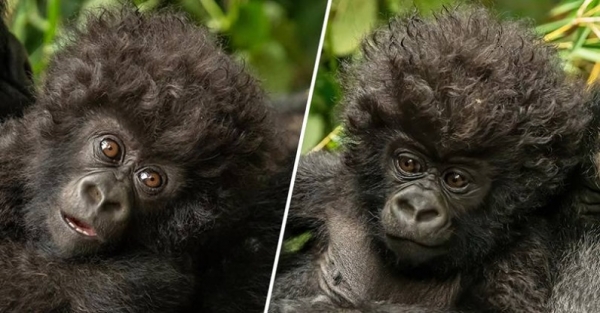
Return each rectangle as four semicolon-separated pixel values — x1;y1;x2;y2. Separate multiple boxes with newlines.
391;188;448;233
78;173;131;222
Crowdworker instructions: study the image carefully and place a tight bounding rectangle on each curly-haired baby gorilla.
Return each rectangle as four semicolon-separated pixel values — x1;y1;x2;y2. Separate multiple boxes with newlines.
270;6;592;313
0;8;289;313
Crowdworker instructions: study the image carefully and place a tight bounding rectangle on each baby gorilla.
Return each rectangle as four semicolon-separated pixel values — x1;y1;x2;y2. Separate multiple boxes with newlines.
271;6;591;313
0;8;287;313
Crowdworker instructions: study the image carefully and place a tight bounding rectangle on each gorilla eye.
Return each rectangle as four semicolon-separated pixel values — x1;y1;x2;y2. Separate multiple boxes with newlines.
396;155;423;174
444;172;469;189
99;138;123;161
136;167;166;193
139;170;162;188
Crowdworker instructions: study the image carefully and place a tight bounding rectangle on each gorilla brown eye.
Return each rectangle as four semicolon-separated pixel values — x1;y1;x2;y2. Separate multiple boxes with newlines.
139;170;162;188
100;139;121;160
397;156;422;174
444;172;469;189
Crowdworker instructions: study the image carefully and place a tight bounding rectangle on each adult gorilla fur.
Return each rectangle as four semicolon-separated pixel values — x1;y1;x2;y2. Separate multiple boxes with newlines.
0;7;288;313
0;2;33;119
271;6;591;313
547;91;600;313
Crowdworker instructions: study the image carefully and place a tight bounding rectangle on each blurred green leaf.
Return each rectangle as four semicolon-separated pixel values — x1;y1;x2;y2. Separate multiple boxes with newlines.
301;114;325;154
328;0;377;56
572;46;600;62
573;26;592;51
283;232;312;253
249;41;293;93
536;17;571;34
230;1;270;49
550;0;583;16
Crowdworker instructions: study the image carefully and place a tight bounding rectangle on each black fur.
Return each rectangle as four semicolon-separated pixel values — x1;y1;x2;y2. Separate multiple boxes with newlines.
548;226;600;313
546;90;600;313
0;4;33;120
0;7;288;312
271;6;591;313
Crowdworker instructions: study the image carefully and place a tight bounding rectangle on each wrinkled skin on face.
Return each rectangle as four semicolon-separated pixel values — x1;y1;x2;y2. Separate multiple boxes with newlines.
35;117;187;257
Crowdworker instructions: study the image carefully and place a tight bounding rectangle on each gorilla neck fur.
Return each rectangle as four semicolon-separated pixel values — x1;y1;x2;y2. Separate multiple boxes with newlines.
318;200;463;308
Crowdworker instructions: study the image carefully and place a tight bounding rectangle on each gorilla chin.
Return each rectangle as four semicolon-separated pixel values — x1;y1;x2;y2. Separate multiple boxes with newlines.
384;235;450;266
48;210;107;257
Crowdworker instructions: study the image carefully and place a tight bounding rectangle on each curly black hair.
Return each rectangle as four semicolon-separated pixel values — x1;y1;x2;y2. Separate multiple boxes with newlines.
0;7;288;312
343;6;589;214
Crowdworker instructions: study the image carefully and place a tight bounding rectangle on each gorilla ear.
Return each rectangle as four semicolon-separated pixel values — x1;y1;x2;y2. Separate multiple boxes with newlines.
345;94;388;133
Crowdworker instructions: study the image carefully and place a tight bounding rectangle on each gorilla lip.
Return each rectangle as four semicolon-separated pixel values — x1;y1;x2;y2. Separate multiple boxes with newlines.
61;212;97;237
385;234;444;249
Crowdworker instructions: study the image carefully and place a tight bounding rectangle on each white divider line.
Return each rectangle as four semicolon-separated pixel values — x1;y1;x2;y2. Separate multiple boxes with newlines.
263;0;334;311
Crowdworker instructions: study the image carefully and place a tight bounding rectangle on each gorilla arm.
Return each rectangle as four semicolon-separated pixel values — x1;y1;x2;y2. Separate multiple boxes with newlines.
0;241;194;313
269;298;458;313
271;153;552;313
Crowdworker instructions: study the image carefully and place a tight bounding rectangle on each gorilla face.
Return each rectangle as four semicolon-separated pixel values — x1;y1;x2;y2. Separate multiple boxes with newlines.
377;137;492;267
29;116;187;257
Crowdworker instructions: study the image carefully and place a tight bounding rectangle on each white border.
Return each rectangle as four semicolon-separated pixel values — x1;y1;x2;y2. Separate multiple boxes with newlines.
263;0;334;311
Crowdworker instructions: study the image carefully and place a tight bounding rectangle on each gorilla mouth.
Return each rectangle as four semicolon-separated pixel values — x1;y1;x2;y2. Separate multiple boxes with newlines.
384;235;448;265
61;212;97;237
385;235;444;249
578;186;600;215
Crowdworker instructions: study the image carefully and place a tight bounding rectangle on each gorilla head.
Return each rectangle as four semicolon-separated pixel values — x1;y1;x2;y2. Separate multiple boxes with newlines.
340;7;590;273
15;8;285;257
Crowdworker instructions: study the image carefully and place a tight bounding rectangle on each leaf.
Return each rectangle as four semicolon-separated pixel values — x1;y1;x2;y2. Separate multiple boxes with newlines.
572;26;592;51
44;0;60;44
536;18;572;34
328;0;377;56
249;41;292;93
229;1;270;49
283;232;313;253
571;46;600;62
301;114;326;154
549;0;584;17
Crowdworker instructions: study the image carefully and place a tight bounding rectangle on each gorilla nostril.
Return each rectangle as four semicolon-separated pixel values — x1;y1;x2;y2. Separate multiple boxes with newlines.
393;198;414;215
82;184;102;204
101;202;122;213
416;209;441;222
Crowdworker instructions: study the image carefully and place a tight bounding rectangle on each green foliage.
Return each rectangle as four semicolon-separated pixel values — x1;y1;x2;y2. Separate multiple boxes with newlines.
303;0;599;153
537;0;600;82
6;0;326;96
282;232;312;253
